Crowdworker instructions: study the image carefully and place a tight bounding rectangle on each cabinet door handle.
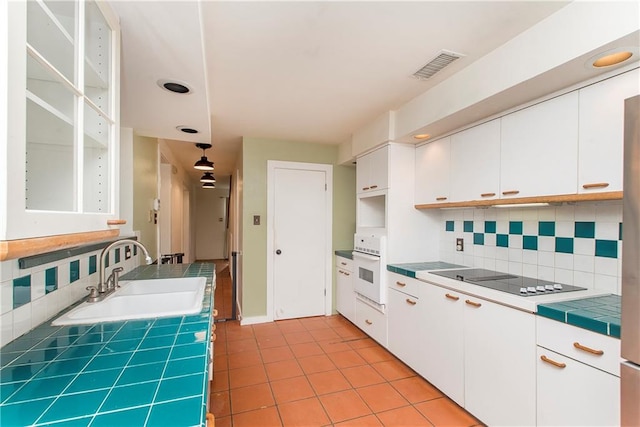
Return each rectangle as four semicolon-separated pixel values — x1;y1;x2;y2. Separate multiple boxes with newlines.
396;281;406;287
343;272;350;276
573;342;604;355
480;192;496;198
365;319;373;325
211;333;217;342
405;298;417;306
582;182;609;190
465;299;481;308
540;355;566;369
370;185;378;189
341;262;347;266
213;309;219;317
362;187;370;191
436;196;447;201
502;190;520;196
445;293;460;301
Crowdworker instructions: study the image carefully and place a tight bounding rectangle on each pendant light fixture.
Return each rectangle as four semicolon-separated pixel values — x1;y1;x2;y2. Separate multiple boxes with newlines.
200;172;216;183
193;143;214;171
202;182;216;189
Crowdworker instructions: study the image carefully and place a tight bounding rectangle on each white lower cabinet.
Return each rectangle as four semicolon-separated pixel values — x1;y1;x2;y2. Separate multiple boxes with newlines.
387;281;422;372
536;317;620;426
355;298;387;347
463;296;537;427
335;256;355;323
419;284;465;406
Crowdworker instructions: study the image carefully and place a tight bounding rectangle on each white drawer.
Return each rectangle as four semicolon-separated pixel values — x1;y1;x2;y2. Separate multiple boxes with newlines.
355;298;387;347
387;271;419;298
336;256;353;272
537;316;621;376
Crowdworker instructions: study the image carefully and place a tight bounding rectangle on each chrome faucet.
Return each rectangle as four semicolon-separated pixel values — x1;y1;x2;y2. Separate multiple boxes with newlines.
86;239;153;302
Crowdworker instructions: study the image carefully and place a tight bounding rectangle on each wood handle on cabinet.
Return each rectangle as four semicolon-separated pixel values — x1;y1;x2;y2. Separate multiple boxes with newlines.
212;324;217;331
573;342;604;355
343;272;350;276
365;319;373;325
436;197;448;201
107;219;127;225
480;193;496;198
213;309;218;317
465;299;481;308
341;262;347;266
502;190;520;196
582;182;609;190
370;185;378;189
540;354;566;368
362;187;370;191
405;298;417;306
211;333;217;342
206;412;215;426
396;281;406;287
445;293;460;301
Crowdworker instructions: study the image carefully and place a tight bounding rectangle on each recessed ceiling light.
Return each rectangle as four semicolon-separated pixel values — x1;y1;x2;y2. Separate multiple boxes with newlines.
177;126;198;134
587;47;638;69
413;134;431;140
157;79;192;94
592;51;633;68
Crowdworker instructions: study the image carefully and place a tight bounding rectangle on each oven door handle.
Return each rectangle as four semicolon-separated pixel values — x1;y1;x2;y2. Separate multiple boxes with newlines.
352;252;380;262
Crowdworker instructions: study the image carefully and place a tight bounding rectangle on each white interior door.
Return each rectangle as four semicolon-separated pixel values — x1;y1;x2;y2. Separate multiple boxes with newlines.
268;161;332;321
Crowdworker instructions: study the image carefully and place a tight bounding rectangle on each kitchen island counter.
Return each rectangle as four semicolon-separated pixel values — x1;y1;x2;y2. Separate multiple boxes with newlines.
0;263;215;427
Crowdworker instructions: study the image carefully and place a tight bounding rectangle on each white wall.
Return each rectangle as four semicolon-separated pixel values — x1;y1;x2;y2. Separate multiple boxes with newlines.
195;187;228;260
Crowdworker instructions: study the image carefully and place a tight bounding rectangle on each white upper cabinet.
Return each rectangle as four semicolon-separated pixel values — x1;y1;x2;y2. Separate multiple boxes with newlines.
500;91;579;199
450;119;501;202
415;136;451;205
3;1;120;240
356;145;388;194
578;68;640;193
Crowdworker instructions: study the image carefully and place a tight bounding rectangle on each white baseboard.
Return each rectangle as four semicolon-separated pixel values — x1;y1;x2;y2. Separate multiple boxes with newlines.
240;315;272;326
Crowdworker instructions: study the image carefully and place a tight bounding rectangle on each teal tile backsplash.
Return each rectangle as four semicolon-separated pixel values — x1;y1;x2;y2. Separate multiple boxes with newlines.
13;276;31;309
45;267;57;294
440;202;623;295
69;260;80;283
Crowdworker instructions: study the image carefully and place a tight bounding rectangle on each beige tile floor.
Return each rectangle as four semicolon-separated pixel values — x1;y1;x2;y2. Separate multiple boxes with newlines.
210;263;483;427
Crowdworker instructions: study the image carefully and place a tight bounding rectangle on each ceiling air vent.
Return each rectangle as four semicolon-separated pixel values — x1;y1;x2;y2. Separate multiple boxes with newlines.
413;50;465;80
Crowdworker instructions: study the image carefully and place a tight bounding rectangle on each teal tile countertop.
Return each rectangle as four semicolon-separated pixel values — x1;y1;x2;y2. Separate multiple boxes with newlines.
387;261;466;278
0;263;215;427
537;294;621;338
334;250;353;260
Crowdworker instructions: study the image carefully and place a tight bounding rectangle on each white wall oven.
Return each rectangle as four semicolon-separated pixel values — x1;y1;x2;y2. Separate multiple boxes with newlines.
352;233;387;307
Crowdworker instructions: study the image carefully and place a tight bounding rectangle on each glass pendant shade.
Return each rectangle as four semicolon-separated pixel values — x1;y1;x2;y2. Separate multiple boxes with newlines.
200;172;216;183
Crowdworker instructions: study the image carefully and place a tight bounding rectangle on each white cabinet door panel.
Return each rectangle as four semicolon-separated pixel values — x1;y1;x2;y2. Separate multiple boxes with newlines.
387;287;422;371
415;137;450;204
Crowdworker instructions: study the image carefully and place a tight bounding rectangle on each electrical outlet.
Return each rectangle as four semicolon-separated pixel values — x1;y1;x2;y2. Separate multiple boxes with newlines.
456;238;464;252
253;215;260;225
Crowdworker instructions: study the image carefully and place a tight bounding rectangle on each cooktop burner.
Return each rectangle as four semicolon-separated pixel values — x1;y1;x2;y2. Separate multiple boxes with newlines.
429;268;586;297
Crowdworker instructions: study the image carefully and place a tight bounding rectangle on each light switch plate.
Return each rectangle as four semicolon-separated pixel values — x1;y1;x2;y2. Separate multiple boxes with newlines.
253;215;260;225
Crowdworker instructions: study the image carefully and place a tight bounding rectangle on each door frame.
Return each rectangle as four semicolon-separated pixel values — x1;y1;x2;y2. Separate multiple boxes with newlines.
266;160;333;322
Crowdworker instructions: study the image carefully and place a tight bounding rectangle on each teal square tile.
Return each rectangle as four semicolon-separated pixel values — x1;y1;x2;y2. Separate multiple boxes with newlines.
115;248;121;264
0;352;22;368
539;221;555;237
35;357;91;379
57;343;103;360
92;406;150;426
7;374;75;403
0;380;25;403
566;311;608;335
70;260;80;283
13;347;64;365
595;240;618;258
537;305;567;323
178;322;209;334
523;235;538;251
66;368;121;393
555;237;574;254
496;234;509;248
609;321;621;338
112;327;147;342
116;362;165;386
13;275;31;309
484;221;496;234
146;396;202;426
0;397;55;426
129;348;171;366
89;255;97;275
619;222;623;240
463;221;473;233
170;343;206;359
100;382;158;412
509;221;523;235
85;353;132;372
134;246;138;256
139;335;174;350
163;355;206;378
45;267;58;294
575;222;595;239
155;373;203;402
73;331;115;346
473;233;484;245
39;389;109;423
445;221;454;232
104;252;110;268
102;339;139;353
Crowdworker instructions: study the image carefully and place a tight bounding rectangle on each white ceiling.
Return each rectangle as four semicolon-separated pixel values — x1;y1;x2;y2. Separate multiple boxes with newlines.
113;1;573;186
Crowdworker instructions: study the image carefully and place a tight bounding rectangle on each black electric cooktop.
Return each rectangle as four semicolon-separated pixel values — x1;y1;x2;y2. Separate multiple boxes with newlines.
429;268;586;297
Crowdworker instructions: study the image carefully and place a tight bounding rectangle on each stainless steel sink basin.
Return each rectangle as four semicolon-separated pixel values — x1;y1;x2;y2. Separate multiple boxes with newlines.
52;277;206;326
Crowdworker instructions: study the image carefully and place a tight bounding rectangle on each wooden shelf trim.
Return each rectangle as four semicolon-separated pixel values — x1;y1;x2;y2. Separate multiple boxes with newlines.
415;191;623;210
0;229;120;261
107;219;127;225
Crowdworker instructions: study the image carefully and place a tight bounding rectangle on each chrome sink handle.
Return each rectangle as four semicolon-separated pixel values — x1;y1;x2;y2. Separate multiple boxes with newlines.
107;267;124;290
98;239;153;294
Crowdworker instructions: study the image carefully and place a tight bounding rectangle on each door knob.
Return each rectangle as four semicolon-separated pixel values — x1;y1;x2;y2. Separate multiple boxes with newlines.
276;249;282;255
